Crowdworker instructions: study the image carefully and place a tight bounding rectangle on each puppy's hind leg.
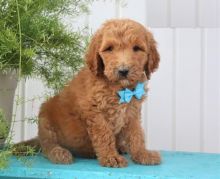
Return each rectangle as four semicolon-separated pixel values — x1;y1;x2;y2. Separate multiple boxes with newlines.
38;117;73;164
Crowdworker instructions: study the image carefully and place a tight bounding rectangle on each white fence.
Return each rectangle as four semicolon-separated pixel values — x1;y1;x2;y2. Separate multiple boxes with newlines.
13;0;220;153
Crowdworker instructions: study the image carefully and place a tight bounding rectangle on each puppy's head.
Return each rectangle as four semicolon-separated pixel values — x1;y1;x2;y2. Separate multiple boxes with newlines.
86;19;160;87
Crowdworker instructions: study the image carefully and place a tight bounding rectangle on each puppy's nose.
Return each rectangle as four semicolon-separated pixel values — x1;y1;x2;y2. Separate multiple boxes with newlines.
118;69;129;77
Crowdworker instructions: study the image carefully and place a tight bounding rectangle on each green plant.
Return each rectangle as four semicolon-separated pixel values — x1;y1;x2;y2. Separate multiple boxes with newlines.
0;109;9;140
0;109;11;169
0;0;92;92
0;150;11;169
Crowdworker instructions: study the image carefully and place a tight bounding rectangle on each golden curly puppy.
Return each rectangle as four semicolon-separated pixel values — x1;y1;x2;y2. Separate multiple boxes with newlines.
38;19;160;167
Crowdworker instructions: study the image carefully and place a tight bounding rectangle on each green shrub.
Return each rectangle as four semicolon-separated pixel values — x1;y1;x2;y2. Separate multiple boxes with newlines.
0;0;92;92
0;109;9;140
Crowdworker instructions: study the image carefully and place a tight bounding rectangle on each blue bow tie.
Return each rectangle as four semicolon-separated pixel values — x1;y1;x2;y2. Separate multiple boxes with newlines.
117;82;146;104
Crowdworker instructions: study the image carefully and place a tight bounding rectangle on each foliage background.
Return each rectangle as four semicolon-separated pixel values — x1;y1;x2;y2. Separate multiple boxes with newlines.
0;0;92;91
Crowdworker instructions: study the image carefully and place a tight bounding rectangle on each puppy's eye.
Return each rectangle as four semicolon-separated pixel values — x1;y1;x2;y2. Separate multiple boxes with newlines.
103;46;113;52
133;45;143;52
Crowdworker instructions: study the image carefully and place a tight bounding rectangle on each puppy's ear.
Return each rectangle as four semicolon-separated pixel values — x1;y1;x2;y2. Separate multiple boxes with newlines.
144;31;160;80
85;31;104;76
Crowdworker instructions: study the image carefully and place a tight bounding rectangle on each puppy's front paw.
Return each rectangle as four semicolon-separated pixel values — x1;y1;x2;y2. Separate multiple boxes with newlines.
132;150;161;165
48;146;73;164
99;155;128;168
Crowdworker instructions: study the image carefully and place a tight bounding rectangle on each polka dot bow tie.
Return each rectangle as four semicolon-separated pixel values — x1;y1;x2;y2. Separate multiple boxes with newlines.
117;82;146;104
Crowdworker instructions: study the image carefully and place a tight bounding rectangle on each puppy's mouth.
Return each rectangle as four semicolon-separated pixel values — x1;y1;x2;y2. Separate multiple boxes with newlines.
117;72;138;88
117;71;146;88
117;73;131;87
105;68;142;87
119;79;130;87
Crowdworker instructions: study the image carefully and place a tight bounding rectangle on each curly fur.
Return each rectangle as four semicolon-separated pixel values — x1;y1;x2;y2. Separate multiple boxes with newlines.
38;19;161;167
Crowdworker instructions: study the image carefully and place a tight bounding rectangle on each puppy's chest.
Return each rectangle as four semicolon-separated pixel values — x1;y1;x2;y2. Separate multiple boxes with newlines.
94;87;139;134
105;104;128;134
101;94;133;134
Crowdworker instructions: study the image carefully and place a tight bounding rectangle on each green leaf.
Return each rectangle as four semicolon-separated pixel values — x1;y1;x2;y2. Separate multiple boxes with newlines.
0;109;9;139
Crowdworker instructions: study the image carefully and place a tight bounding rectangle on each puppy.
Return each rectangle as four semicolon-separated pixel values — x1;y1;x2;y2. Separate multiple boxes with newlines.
38;19;160;167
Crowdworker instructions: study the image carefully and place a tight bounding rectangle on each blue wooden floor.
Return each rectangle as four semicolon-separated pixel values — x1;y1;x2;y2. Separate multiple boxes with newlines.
0;151;220;179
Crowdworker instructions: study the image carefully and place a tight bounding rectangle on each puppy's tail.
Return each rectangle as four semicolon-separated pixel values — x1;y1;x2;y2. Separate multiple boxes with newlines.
12;137;41;156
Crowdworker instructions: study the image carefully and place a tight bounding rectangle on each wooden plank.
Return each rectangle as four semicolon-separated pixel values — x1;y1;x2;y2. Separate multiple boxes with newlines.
175;29;201;152
1;152;220;178
23;79;46;140
170;0;197;27
11;82;25;143
145;29;173;151
88;1;116;31
146;0;169;27
218;28;220;153
218;1;220;27
198;0;218;27
202;29;220;153
120;0;147;25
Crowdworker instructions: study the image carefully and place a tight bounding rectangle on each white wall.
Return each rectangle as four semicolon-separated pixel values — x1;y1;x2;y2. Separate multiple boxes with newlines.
13;0;220;153
146;28;220;153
